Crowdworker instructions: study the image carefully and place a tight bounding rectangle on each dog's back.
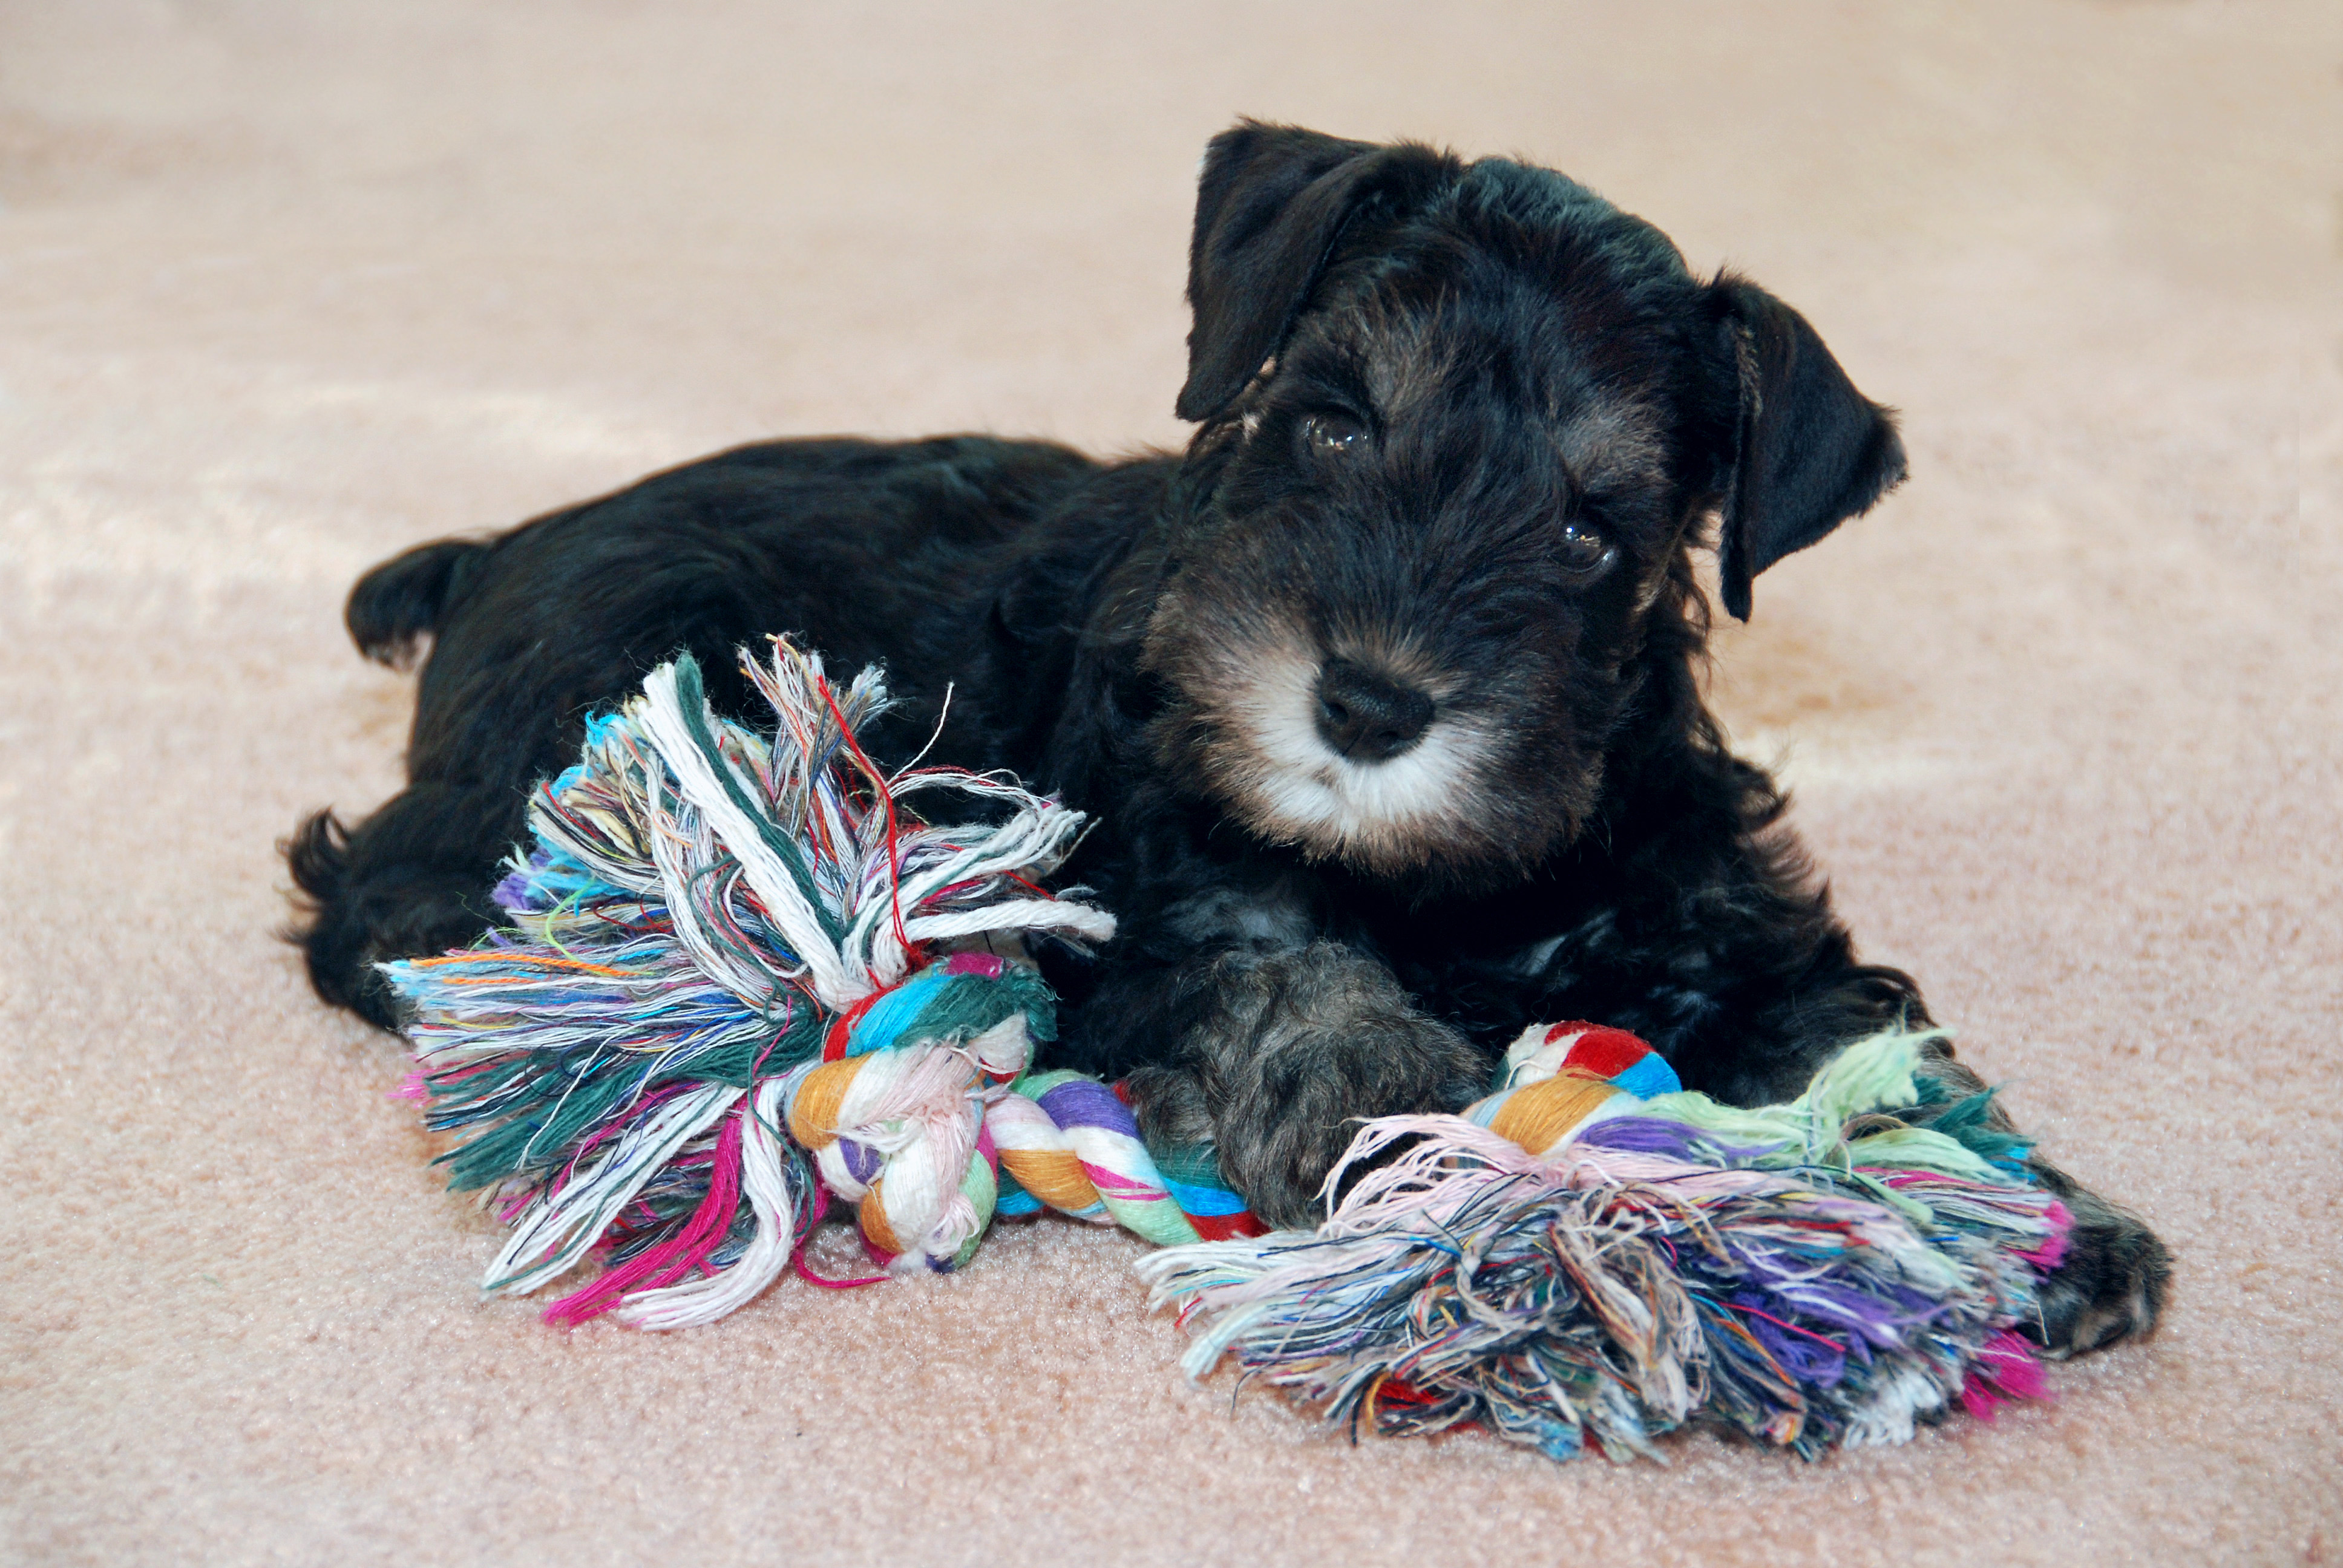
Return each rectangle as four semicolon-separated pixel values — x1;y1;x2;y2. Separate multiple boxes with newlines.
289;434;1098;1026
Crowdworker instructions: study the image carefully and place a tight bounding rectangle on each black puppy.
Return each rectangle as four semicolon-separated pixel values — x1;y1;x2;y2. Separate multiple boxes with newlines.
289;122;2167;1356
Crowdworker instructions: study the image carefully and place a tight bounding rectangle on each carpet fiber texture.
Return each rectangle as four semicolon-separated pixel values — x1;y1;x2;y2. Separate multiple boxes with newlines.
2;4;2338;1564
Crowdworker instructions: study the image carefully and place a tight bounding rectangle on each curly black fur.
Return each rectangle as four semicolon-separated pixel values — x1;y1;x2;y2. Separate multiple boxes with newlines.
285;121;2167;1350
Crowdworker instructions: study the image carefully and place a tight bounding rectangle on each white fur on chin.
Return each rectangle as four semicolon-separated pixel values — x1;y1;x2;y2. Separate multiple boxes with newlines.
1217;642;1496;872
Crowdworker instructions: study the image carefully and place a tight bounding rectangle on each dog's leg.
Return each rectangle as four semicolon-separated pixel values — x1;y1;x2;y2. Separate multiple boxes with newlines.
1121;942;1491;1229
284;778;522;1029
1909;1044;2173;1358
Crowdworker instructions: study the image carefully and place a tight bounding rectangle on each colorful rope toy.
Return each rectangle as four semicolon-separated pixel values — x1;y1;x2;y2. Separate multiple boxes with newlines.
382;641;1248;1323
384;639;2071;1462
1139;1021;2067;1460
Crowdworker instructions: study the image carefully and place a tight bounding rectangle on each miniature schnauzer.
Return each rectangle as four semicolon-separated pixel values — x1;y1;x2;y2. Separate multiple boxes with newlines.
287;121;2168;1356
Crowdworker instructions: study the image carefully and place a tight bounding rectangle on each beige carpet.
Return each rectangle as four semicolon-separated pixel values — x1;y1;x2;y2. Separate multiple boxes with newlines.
4;3;2339;1564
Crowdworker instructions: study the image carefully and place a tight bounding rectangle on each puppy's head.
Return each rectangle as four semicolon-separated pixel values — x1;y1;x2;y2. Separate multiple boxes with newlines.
1144;121;1907;888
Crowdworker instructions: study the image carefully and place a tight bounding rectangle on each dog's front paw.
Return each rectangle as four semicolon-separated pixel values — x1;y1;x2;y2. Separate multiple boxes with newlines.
1161;942;1487;1229
2025;1162;2174;1358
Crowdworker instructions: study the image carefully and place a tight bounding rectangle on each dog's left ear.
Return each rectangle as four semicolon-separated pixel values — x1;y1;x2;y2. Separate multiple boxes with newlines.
1708;276;1909;621
1176;121;1459;423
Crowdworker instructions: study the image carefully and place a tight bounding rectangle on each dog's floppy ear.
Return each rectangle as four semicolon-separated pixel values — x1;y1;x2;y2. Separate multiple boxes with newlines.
1709;276;1909;621
1176;121;1456;423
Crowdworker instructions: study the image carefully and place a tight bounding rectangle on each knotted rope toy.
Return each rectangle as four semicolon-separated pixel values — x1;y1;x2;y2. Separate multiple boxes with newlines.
382;638;2071;1460
382;640;1252;1329
1139;1020;2067;1460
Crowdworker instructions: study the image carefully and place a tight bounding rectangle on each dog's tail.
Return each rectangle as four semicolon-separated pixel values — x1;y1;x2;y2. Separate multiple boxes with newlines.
346;536;485;668
291;534;507;1028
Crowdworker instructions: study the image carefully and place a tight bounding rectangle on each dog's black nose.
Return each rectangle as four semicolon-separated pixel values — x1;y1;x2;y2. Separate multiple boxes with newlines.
1314;659;1434;762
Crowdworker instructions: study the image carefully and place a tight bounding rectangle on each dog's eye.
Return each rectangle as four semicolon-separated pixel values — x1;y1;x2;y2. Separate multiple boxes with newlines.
1559;519;1613;573
1299;413;1368;454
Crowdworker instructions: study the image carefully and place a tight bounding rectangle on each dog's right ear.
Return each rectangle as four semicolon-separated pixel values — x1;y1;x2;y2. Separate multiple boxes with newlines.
1176;122;1456;423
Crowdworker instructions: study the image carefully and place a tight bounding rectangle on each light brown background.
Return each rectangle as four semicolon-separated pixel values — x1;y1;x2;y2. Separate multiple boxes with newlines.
3;3;2338;1564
